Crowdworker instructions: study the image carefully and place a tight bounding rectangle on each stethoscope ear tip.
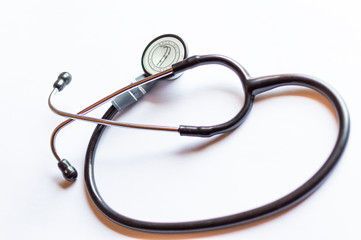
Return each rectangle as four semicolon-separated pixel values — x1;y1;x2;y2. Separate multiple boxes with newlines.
57;159;78;182
53;72;72;92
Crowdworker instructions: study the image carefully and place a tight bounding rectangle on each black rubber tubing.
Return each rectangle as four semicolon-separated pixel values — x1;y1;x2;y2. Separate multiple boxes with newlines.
84;55;350;233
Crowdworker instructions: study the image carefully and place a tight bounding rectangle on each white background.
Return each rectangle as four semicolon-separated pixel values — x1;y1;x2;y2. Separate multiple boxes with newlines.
1;0;360;239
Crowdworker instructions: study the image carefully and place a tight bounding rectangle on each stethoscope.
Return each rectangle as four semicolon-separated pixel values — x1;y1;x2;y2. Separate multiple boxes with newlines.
49;34;350;233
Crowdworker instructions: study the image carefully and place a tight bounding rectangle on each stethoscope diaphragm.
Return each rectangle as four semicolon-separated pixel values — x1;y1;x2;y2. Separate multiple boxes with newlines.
141;34;188;80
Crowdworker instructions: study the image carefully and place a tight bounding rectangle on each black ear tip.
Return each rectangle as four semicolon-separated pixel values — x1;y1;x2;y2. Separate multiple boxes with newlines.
54;72;72;91
58;72;72;83
57;159;78;182
63;168;78;182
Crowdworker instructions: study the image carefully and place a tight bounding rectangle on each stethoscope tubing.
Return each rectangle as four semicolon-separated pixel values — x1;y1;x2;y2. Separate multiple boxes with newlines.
83;55;350;233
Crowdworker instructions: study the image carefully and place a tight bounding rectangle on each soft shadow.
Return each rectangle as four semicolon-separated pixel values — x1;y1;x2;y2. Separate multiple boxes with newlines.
255;87;337;121
176;131;234;155
55;177;76;189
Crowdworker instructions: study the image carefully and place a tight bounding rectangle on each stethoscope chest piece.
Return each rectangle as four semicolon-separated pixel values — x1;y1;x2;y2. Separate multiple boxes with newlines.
141;34;188;80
